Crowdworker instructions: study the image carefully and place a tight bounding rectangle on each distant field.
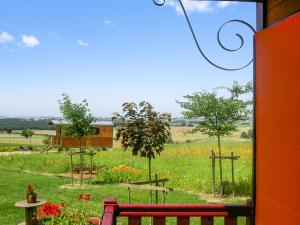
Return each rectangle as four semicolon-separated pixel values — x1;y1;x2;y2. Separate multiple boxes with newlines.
0;125;252;148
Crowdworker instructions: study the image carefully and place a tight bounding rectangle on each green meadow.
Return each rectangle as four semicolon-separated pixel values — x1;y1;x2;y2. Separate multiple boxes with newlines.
0;126;252;225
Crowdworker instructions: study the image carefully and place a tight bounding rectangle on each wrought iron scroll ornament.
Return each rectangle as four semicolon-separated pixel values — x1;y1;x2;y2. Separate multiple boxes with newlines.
153;0;256;71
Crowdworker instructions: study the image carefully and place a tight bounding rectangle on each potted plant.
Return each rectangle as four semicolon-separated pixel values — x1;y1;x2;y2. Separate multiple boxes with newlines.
26;184;37;203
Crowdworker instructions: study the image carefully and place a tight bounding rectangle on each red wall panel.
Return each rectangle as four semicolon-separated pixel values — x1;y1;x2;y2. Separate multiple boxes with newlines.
255;12;300;225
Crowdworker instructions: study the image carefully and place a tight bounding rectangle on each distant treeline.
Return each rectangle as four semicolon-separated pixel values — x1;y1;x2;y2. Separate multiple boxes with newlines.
0;118;55;131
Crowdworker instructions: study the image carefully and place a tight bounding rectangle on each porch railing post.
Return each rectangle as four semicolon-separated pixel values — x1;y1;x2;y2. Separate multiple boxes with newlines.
103;198;118;225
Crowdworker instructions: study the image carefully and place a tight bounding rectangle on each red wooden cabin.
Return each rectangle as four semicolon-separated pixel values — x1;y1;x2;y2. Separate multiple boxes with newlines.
97;1;300;225
51;120;113;148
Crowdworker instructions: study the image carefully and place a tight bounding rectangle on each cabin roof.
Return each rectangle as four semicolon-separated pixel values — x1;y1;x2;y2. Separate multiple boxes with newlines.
51;120;113;126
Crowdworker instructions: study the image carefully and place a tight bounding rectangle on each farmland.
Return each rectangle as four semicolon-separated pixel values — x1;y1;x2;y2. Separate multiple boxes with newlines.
0;125;251;148
0;125;252;225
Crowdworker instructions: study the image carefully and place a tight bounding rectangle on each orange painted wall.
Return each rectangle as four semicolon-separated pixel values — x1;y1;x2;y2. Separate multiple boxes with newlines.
53;125;113;148
255;12;300;225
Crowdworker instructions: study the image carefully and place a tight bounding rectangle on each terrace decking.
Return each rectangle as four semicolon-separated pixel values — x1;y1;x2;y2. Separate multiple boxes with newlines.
100;199;252;225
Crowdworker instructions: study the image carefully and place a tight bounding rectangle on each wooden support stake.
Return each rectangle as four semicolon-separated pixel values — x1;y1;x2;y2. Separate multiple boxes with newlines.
201;216;214;225
128;217;142;225
70;152;73;186
162;181;165;204
153;217;165;225
90;152;92;185
155;173;158;204
177;217;189;225
246;199;253;225
128;179;131;204
224;216;237;225
231;152;235;197
211;150;216;196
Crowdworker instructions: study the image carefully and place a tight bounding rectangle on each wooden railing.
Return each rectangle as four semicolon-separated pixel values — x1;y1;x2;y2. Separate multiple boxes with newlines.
101;198;253;225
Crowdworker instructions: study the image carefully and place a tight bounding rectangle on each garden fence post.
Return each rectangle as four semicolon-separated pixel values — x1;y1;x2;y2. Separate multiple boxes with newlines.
155;173;158;204
90;152;92;185
70;152;73;186
162;181;165;204
211;150;216;196
128;179;131;204
231;152;235;197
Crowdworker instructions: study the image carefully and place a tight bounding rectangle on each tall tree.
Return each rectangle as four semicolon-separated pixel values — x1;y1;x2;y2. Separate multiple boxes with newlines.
177;81;252;197
112;101;171;203
58;94;96;185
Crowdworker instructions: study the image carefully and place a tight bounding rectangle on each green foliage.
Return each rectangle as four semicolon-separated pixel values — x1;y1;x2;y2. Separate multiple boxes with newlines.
247;129;253;138
58;94;96;141
166;137;174;144
177;81;253;197
5;128;12;134
97;164;141;183
42;136;51;145
176;85;251;138
112;101;171;160
240;129;253;139
21;129;34;139
0;118;55;131
240;131;249;139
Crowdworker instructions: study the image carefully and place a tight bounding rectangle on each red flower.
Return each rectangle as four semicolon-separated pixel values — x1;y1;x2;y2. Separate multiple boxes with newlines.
85;194;91;201
61;202;65;208
79;193;84;200
39;203;61;217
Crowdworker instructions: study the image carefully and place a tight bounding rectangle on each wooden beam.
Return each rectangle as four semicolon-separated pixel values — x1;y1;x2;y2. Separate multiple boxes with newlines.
266;0;300;26
119;183;173;192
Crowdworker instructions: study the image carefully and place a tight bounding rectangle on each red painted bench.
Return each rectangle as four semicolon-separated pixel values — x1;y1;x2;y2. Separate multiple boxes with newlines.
99;198;252;225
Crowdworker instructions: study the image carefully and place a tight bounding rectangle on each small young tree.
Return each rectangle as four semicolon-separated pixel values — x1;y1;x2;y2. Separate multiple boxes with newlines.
21;129;34;144
112;101;171;203
5;128;12;144
177;81;252;197
58;94;96;185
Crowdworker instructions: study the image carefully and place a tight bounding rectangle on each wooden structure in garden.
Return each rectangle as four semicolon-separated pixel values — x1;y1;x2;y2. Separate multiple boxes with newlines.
51;120;113;148
98;1;300;225
210;151;240;196
119;175;172;204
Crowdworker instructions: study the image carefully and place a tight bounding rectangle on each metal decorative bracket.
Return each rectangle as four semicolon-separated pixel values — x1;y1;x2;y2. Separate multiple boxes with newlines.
153;0;256;71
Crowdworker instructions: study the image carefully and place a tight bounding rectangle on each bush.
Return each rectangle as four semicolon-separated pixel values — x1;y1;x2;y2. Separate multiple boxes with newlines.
240;131;249;139
42;137;51;145
247;129;253;138
222;181;234;196
97;165;141;183
166;137;174;144
185;139;192;143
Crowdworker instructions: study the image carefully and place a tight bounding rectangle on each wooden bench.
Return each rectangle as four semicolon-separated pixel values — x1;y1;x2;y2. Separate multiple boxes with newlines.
100;198;252;225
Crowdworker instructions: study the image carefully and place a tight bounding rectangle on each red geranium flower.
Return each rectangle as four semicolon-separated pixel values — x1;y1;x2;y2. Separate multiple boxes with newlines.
61;201;65;208
79;193;84;200
85;194;91;201
39;203;61;217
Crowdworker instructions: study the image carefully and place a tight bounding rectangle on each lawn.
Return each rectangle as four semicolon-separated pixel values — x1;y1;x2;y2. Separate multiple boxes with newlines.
0;127;252;225
0;138;252;195
0;170;248;225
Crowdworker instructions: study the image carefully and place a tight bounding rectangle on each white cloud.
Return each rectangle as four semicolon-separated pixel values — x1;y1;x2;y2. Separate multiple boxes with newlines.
21;35;40;47
0;32;14;44
165;0;238;14
216;1;238;9
77;40;90;47
166;0;214;14
104;19;115;26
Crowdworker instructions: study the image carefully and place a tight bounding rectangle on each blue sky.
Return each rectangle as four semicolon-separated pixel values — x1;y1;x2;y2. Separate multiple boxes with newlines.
0;0;256;117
